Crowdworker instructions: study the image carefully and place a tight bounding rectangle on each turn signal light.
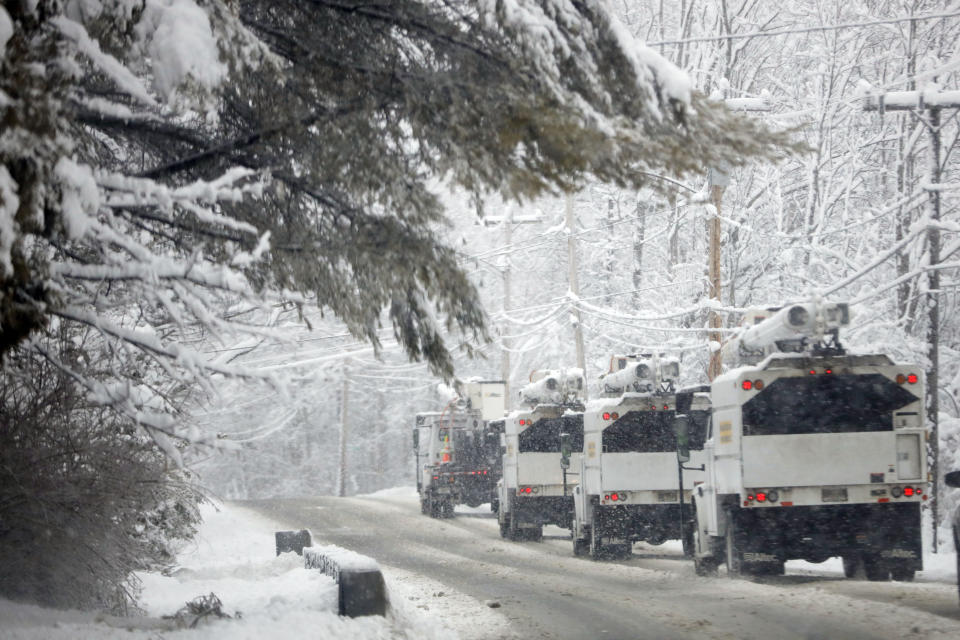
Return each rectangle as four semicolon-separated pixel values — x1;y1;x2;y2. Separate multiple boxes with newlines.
612;412;619;420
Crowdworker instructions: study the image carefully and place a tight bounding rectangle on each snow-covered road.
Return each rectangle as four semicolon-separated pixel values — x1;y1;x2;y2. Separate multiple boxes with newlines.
248;488;960;640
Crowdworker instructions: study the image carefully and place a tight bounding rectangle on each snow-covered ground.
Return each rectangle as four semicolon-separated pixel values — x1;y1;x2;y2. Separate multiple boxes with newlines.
0;499;512;639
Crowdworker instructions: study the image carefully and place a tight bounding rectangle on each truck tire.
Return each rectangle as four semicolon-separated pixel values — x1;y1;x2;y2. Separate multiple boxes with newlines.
499;518;509;539
890;564;915;582
420;497;429;515
863;554;889;581
573;533;589;556
681;524;695;558
725;515;744;577
442;498;455;518
508;511;521;541
692;527;719;576
589;522;605;559
842;554;861;579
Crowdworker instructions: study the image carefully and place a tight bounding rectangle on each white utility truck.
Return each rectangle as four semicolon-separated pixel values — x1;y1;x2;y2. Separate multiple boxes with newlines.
414;380;505;518
687;301;927;580
572;355;710;558
497;369;585;541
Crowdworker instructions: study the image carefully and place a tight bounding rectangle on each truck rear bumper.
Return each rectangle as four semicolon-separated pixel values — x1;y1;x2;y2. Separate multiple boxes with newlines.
732;502;922;568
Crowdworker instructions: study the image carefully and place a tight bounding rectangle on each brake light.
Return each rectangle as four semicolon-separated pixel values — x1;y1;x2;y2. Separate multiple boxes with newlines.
809;369;816;375
611;493;619;501
907;373;918;384
663;405;669;410
904;486;914;497
602;412;611;420
742;380;753;390
756;492;767;502
825;369;833;375
519;419;526;426
650;405;657;410
604;494;610;501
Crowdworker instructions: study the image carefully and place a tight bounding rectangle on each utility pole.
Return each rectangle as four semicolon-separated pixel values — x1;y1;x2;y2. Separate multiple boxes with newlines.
707;167;729;381
566;194;587;386
484;209;541;410
864;85;960;552
337;359;350;497
705;96;771;381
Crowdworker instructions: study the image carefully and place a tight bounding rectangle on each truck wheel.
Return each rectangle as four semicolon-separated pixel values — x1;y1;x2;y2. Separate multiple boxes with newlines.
442;499;455;518
692;527;719;576
890;564;915;582
589;523;607;559
725;516;744;577
420;497;429;515
863;554;889;581
508;511;521;541
573;533;589;556
682;525;695;558
842;554;861;579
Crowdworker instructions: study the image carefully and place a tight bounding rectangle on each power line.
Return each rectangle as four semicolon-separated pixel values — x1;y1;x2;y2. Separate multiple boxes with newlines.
646;10;960;47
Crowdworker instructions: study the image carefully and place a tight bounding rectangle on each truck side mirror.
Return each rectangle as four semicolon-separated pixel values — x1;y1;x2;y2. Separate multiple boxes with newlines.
560;432;571;469
946;470;960;488
674;415;690;463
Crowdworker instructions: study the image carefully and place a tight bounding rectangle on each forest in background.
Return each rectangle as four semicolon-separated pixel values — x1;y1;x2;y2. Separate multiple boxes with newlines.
198;0;960;550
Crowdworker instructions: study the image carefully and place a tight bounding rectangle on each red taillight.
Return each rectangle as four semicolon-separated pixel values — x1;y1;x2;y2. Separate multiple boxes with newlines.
650;404;657;410
742;380;753;390
663;405;669;410
825;369;833;375
604;494;610;501
746;494;755;502
809;369;816;375
602;412;611;420
611;493;619;501
432;476;439;480
904;486;914;497
907;373;918;384
756;492;767;502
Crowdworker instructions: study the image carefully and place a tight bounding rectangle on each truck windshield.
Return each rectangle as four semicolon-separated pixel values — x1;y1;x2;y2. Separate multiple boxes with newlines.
742;373;918;436
602;410;707;453
518;416;583;453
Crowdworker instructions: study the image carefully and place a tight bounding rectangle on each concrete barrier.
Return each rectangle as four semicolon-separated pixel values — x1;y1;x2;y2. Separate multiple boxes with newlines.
275;529;312;556
303;545;387;617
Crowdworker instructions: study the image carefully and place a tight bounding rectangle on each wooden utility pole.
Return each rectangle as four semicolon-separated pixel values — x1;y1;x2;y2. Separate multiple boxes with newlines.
566;194;587;385
864;85;960;552
707;169;728;381
705;98;770;380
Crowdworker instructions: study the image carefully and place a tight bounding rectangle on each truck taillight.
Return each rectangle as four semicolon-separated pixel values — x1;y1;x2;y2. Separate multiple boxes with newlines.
896;373;919;384
756;492;767;502
741;379;764;390
904;486;914;497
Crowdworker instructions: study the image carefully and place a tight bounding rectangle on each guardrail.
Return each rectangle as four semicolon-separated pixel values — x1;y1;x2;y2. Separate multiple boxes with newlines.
299;541;387;617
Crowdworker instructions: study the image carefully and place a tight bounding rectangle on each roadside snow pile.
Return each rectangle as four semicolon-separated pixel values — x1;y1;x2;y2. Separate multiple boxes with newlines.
0;502;453;639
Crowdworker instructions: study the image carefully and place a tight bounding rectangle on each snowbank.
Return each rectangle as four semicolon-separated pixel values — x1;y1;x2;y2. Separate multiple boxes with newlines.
0;501;472;639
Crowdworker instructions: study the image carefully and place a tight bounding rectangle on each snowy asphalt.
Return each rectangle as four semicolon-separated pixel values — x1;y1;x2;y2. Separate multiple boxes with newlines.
245;493;960;640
